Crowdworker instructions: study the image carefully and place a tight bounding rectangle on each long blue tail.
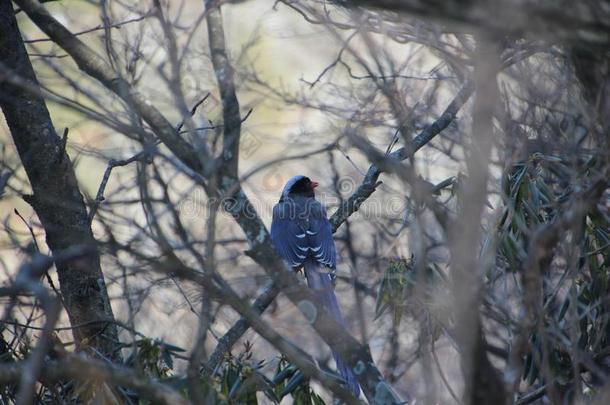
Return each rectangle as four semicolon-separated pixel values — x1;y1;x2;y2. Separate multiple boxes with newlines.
304;261;361;397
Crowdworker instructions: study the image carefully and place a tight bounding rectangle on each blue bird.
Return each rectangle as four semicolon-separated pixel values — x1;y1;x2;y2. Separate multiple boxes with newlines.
271;175;360;396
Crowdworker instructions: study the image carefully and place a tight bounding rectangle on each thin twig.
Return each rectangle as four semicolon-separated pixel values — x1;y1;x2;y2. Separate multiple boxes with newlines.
23;14;152;43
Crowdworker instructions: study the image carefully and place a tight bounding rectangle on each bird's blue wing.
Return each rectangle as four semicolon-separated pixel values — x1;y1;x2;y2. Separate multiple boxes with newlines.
307;202;336;269
271;201;309;267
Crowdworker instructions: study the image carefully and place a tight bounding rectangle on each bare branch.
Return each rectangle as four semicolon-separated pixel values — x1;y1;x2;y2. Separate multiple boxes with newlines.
14;0;206;173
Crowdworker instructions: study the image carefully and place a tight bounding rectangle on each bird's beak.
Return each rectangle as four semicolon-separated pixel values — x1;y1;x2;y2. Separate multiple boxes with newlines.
311;181;319;189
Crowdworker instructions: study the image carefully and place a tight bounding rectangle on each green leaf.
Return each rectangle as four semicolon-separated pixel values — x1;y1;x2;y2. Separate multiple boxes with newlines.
375;258;412;325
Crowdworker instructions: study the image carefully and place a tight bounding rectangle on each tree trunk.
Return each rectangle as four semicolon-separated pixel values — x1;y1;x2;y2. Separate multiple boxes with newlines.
0;0;120;361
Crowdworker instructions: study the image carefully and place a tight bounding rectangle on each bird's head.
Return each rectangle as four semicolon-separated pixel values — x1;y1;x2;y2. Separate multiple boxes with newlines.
281;175;319;200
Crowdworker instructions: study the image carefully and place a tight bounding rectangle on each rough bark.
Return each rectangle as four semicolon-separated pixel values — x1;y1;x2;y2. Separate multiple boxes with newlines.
0;0;120;360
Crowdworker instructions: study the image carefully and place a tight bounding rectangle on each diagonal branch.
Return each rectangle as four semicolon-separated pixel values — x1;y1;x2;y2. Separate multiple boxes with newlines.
330;80;473;230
